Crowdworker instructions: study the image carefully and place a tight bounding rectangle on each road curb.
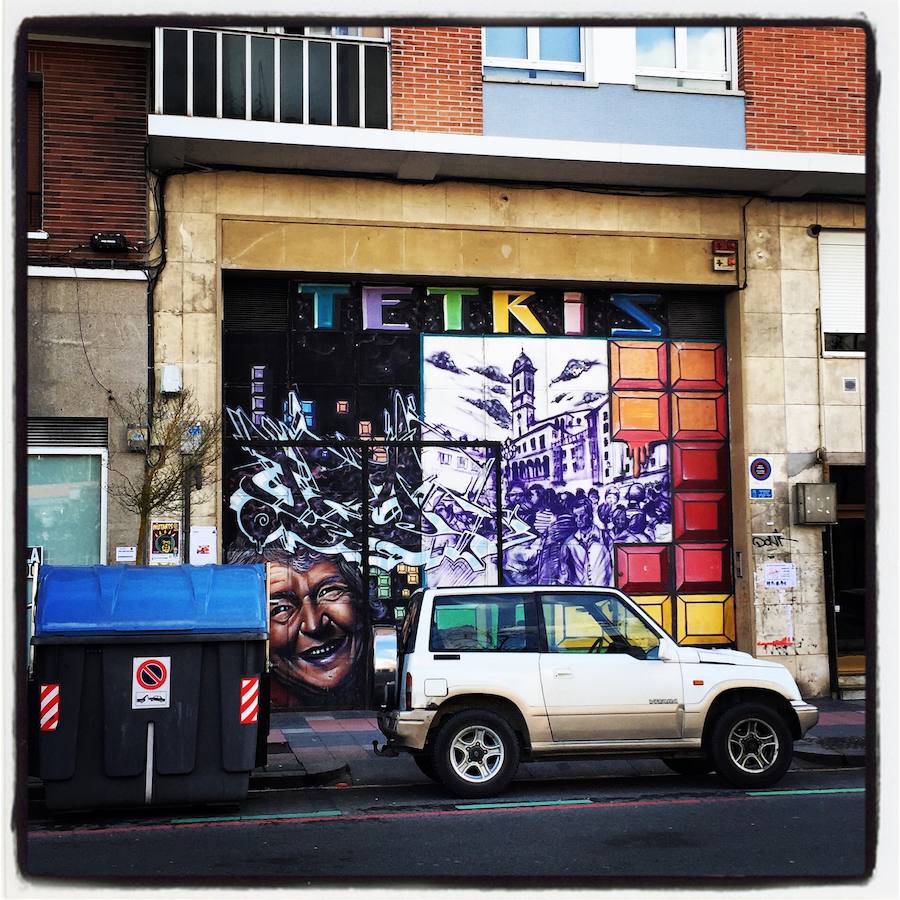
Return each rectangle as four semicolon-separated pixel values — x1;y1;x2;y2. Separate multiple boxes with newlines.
794;746;866;767
249;763;350;791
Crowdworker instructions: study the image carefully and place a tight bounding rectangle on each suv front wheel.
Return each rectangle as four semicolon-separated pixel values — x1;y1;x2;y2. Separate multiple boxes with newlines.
432;710;520;798
709;702;793;788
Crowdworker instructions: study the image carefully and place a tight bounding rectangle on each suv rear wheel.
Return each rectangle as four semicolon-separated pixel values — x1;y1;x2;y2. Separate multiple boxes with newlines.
432;710;520;799
411;751;437;782
709;702;793;788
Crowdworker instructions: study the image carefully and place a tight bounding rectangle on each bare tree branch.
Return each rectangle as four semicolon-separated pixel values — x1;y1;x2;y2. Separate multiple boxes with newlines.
107;388;221;563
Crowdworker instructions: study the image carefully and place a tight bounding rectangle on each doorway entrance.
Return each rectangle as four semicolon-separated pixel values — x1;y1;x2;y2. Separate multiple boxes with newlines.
824;465;866;695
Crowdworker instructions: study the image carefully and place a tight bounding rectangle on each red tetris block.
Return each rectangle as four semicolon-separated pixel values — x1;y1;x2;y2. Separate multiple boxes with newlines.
615;544;670;594
673;493;729;541
611;391;670;477
670;343;726;391
672;392;728;441
609;341;667;390
672;442;729;491
675;543;732;593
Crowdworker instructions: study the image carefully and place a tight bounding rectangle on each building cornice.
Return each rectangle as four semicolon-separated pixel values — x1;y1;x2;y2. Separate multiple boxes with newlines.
149;115;865;199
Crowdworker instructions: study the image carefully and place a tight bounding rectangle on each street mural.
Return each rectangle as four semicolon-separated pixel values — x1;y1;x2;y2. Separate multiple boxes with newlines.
422;336;670;588
223;281;735;708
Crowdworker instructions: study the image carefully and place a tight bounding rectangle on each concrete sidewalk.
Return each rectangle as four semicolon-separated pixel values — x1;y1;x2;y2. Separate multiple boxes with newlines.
251;696;867;790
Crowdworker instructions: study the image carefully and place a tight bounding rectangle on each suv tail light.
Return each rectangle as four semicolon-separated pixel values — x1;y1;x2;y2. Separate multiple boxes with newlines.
405;672;412;710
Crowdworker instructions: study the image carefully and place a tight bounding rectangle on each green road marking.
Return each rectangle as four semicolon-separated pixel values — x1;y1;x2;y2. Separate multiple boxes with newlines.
456;799;592;811
172;810;342;824
746;787;865;797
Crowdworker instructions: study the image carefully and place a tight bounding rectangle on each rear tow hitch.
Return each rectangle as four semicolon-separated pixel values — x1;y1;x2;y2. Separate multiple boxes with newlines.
373;740;400;758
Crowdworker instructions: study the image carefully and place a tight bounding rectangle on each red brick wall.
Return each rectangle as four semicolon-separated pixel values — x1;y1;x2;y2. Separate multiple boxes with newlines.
740;27;866;154
27;40;149;263
390;27;483;134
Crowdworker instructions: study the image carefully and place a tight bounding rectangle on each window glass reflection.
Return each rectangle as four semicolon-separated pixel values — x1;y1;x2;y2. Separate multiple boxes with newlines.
538;27;581;62
636;27;676;68
686;27;726;72
485;27;528;59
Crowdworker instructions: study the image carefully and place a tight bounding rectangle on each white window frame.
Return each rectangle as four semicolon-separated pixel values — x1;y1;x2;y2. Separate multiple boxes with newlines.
27;446;109;564
483;26;587;79
818;229;866;358
634;26;737;90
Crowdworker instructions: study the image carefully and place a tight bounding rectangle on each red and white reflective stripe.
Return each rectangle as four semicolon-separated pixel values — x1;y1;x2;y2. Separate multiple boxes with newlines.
40;683;60;732
239;677;259;724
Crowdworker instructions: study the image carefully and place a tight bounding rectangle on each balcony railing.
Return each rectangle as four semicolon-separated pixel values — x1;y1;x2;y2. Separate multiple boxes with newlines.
154;28;389;129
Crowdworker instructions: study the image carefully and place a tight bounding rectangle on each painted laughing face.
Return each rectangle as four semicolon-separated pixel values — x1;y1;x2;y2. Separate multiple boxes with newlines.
268;560;364;696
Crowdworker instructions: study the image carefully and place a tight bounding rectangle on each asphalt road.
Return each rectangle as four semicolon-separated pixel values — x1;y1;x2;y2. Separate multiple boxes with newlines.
23;765;869;884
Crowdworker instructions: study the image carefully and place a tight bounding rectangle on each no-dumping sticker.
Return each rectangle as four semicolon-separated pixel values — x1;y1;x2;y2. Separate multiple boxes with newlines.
132;656;171;709
748;455;775;500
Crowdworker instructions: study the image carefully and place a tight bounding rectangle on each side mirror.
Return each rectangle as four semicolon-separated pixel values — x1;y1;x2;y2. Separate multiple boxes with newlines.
658;637;680;662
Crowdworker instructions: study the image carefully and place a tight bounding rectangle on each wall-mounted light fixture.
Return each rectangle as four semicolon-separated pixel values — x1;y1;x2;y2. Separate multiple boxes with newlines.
90;232;129;252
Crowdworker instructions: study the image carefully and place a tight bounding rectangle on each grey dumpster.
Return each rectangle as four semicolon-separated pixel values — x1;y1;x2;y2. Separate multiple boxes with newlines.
32;564;268;811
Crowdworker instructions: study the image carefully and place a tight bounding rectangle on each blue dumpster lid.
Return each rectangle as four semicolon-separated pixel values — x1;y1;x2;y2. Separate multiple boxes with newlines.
35;565;268;635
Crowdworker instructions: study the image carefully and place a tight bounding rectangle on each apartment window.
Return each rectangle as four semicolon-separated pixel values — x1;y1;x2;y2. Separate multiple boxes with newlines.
819;230;866;354
635;26;734;91
26;78;42;232
28;448;107;565
484;26;585;81
158;27;389;128
233;26;386;40
304;26;386;39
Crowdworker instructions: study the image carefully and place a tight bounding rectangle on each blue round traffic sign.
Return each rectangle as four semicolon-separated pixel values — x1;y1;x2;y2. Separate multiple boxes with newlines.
750;457;772;481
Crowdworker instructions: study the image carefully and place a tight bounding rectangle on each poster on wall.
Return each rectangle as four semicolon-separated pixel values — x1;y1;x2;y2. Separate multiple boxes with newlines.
190;526;218;565
149;521;181;565
221;280;734;709
763;561;797;589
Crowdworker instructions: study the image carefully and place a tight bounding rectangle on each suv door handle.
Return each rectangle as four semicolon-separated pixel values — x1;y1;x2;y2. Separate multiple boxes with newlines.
553;670;573;678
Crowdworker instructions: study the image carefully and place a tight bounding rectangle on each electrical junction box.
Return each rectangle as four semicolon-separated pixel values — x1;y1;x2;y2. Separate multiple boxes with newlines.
126;424;148;453
794;482;838;525
713;254;737;271
711;239;737;272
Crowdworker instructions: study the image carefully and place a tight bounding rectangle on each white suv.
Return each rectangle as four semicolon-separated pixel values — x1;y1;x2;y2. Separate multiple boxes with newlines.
374;586;818;798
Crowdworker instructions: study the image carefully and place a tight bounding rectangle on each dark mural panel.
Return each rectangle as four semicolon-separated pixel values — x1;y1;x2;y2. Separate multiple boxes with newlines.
222;278;735;708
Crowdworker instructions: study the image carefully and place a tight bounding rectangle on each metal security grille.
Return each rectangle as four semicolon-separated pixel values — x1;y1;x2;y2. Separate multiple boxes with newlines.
223;277;289;330
27;417;108;447
667;296;726;341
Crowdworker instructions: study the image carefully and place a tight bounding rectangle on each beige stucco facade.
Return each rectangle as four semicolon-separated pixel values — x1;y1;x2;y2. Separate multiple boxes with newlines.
27;275;148;559
155;170;865;697
726;199;866;696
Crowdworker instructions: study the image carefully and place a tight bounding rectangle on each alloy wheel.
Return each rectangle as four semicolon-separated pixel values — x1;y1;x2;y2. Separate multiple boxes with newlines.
449;725;505;783
727;716;780;773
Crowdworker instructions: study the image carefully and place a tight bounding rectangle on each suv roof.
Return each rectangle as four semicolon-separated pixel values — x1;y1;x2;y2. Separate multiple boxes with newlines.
423;585;632;598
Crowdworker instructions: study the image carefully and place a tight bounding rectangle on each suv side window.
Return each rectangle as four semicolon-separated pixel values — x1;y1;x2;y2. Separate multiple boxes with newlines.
400;591;422;653
430;593;539;652
541;593;660;658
